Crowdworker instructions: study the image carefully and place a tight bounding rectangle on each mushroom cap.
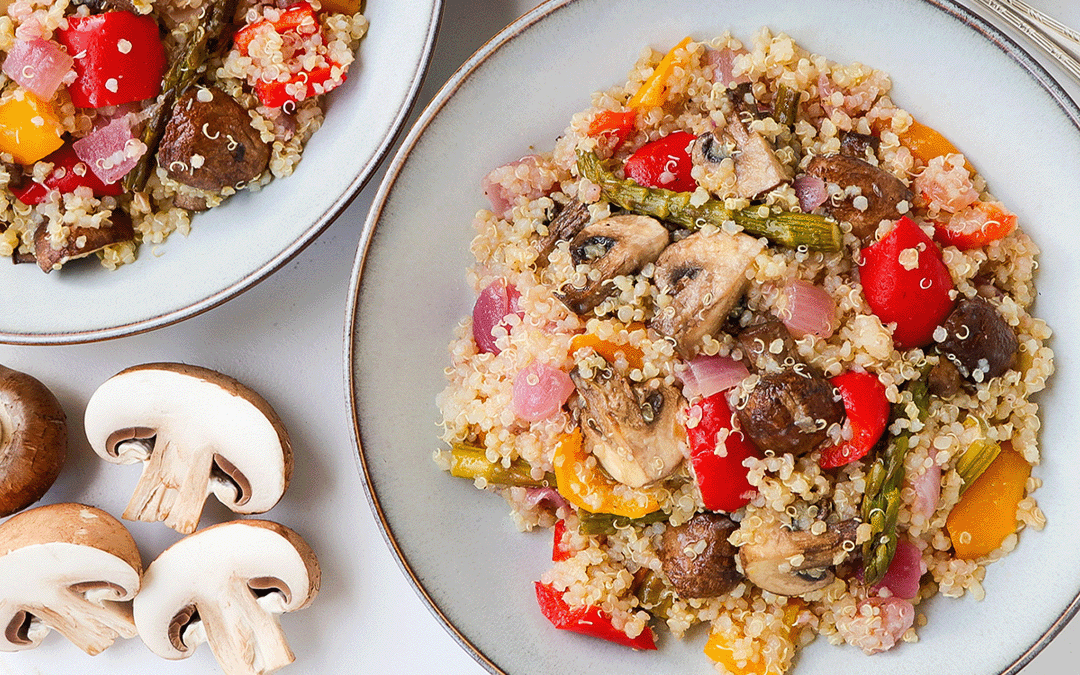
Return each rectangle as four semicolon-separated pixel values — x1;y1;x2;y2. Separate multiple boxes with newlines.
133;520;320;662
84;363;292;516
0;364;67;517
0;503;142;653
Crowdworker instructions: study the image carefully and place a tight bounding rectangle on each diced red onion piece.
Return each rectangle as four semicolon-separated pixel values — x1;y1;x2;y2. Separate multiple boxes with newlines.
782;280;838;339
909;462;941;519
472;279;521;355
705;47;750;87
523;487;569;511
686;355;749;399
874;538;926;600
793;174;828;212
855;597;915;654
2;38;73;101
73;114;145;184
513;362;574;422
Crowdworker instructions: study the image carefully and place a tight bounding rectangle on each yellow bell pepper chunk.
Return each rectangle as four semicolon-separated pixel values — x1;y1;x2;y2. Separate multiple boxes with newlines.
946;447;1030;560
569;333;645;372
704;603;802;675
627;36;693;109
0;91;65;165
552;430;659;519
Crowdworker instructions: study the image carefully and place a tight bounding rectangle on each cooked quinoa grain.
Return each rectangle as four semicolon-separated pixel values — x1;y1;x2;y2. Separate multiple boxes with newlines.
437;29;1053;673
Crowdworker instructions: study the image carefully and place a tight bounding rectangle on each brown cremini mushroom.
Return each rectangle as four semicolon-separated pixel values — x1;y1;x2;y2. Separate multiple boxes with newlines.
83;363;292;534
739;518;859;596
0;364;66;517
804;153;913;243
0;503;142;655
133;520;320;675
33;212;135;273
659;512;742;598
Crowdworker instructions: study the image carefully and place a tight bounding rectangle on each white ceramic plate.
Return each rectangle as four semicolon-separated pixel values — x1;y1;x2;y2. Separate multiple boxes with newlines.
0;1;442;344
348;0;1080;673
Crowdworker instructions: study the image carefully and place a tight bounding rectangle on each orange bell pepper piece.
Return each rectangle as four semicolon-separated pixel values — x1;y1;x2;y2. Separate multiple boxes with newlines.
569;333;645;371
0;91;65;165
627;36;692;109
552;430;659;519
899;119;974;173
946;447;1030;559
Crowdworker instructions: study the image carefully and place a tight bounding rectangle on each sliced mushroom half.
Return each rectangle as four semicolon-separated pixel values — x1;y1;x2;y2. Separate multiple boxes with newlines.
33;212;135;273
0;503;142;655
804;154;913;243
651;231;764;357
83;363;292;534
557;214;669;315
133;520;320;675
726;114;791;199
537;199;592;264
0;364;66;517
739;517;859;596
570;362;686;488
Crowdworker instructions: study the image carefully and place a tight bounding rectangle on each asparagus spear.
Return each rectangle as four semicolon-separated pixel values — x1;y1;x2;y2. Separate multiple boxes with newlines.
576;150;842;251
772;84;801;128
448;443;555;488
124;0;239;191
576;508;668;536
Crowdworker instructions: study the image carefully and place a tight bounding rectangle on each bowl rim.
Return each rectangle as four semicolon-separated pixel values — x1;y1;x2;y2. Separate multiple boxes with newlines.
1;0;444;346
345;1;1080;673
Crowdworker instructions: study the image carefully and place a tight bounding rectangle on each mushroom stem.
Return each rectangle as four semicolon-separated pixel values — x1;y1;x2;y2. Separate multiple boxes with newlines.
200;595;294;675
32;594;137;656
123;440;213;534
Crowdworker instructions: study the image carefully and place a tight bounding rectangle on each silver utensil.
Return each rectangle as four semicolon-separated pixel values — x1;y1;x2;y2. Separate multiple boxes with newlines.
973;0;1080;82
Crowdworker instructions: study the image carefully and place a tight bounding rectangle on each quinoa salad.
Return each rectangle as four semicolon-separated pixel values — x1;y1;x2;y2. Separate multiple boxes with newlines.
435;29;1055;674
0;0;367;272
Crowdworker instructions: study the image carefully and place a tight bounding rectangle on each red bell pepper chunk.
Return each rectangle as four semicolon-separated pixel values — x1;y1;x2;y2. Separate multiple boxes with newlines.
534;581;657;650
233;1;320;55
859;216;956;351
254;64;345;108
623;131;697;193
587;110;637;153
11;143;124;205
552;519;571;562
56;12;167;108
932;201;1017;251
686;392;760;513
818;371;890;469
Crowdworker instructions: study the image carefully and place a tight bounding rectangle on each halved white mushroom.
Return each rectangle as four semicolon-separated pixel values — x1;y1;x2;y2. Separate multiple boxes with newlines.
83;363;292;534
650;231;764;357
0;364;67;517
133;520;320;675
0;503;142;655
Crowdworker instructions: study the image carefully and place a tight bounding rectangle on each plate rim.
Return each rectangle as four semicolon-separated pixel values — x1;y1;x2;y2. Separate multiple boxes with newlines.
345;1;1080;673
0;0;444;346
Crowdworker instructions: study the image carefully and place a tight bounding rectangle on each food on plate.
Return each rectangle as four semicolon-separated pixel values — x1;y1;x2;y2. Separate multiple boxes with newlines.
436;29;1054;672
0;0;368;272
0;502;142;655
83;362;292;534
133;519;320;675
0;364;67;517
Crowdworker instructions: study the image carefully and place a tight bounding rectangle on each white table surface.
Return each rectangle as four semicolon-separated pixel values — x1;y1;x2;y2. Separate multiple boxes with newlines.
1;1;1078;674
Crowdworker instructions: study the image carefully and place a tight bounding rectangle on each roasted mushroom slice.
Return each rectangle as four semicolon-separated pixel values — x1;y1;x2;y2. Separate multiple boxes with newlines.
659;512;741;598
805;154;913;242
651;231;764;357
736;317;800;374
727;113;791;199
838;130;880;160
557;214;669;315
537;200;591;263
739;518;859;596
33;212;135;273
735;368;844;457
570;364;685;488
936;296;1019;382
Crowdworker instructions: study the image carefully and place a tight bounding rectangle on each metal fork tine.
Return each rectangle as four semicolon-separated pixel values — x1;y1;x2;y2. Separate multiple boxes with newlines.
974;0;1080;84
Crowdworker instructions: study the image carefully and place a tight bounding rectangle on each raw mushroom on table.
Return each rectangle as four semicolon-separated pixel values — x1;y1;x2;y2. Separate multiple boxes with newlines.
0;503;143;655
133;520;320;675
0;364;67;517
83;362;292;534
